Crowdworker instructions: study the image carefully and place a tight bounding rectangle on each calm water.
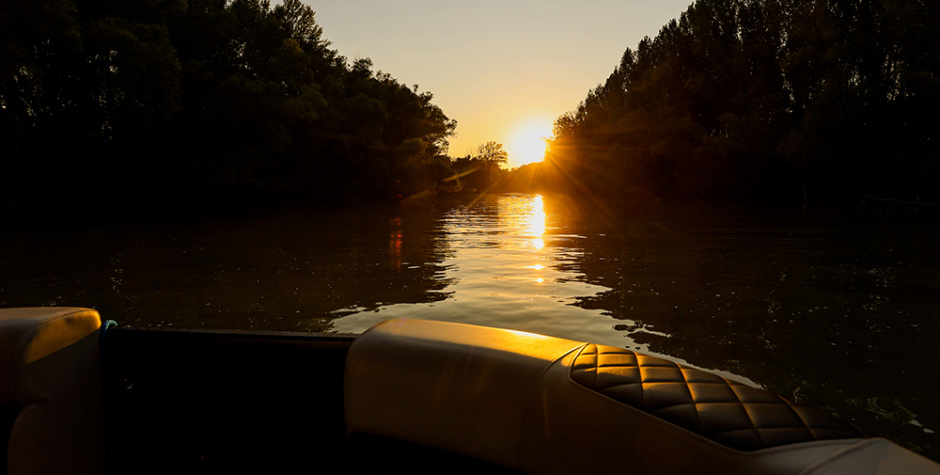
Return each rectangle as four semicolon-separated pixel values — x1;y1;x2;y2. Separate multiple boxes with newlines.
2;193;939;459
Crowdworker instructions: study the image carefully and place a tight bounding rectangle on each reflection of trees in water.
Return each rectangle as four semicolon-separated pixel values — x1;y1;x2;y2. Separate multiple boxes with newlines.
569;206;940;459
0;202;454;332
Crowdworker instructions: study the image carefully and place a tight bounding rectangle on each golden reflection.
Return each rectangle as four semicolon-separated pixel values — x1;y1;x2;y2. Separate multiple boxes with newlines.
526;195;546;241
389;217;403;270
498;194;547;250
526;195;547;283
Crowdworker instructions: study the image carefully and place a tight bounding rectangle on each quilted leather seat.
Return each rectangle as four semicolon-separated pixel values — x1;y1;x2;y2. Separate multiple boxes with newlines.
570;343;864;451
346;319;940;474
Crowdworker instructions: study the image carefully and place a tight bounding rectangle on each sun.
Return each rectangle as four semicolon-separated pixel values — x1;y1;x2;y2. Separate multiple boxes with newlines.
507;119;553;168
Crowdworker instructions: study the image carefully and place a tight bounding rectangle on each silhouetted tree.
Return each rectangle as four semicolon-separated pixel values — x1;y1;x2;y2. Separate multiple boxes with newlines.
474;141;509;165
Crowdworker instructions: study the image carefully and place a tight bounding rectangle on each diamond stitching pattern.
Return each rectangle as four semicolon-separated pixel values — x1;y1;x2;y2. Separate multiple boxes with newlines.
570;344;865;451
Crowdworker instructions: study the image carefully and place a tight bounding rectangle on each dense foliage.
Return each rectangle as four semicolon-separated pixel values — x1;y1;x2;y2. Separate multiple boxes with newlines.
0;0;456;213
545;0;940;203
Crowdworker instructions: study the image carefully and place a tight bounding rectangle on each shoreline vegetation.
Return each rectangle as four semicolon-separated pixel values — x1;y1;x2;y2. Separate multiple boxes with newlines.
535;0;940;207
1;0;456;217
2;0;938;220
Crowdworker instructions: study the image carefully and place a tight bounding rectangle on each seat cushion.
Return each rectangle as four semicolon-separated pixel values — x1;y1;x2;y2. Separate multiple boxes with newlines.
569;343;865;451
0;307;101;401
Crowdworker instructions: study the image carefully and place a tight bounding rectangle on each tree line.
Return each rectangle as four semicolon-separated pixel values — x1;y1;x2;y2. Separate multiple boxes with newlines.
9;0;932;213
1;0;456;214
540;0;940;204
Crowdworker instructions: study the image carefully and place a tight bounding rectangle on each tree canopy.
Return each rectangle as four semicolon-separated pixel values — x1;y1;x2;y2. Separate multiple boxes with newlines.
542;0;940;204
474;141;509;165
0;0;457;214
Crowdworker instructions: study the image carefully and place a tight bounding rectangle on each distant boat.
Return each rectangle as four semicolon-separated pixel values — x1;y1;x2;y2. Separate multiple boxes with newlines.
2;307;938;474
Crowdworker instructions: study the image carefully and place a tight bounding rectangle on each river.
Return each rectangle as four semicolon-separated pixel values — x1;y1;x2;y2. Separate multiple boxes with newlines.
2;193;938;460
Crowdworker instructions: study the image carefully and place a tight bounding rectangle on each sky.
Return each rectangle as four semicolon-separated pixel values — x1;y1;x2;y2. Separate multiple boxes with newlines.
304;0;694;168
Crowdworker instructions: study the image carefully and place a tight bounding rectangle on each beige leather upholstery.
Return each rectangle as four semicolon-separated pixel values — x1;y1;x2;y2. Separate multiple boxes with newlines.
0;307;105;475
345;318;584;468
345;319;940;474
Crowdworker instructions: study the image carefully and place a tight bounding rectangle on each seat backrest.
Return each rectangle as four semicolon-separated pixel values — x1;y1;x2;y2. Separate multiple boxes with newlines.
0;307;105;475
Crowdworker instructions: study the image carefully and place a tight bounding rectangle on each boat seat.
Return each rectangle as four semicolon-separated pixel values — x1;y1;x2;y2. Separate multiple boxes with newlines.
344;318;940;474
569;343;864;451
0;307;105;475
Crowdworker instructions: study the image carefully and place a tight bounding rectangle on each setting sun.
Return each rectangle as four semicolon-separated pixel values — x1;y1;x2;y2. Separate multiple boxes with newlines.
507;119;553;168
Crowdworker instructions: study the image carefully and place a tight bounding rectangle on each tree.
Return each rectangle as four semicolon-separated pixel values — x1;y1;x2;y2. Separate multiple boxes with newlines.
474;141;508;164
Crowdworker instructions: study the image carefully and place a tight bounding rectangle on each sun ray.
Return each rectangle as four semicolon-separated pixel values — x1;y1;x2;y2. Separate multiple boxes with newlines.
507;119;554;167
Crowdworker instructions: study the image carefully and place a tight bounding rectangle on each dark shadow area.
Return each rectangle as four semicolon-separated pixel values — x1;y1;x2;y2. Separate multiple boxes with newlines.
104;327;517;474
0;201;452;331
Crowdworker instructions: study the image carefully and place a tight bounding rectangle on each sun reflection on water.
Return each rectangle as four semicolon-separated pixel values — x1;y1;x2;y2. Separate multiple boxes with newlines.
526;195;546;242
525;195;547;282
334;193;612;348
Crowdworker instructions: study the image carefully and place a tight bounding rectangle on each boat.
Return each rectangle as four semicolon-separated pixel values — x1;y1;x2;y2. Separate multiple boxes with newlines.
2;307;939;474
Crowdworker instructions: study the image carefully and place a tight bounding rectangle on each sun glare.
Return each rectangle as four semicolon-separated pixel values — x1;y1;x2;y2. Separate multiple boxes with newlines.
507;119;553;167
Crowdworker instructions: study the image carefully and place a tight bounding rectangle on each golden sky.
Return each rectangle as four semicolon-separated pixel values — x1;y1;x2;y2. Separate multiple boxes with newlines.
306;0;694;167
